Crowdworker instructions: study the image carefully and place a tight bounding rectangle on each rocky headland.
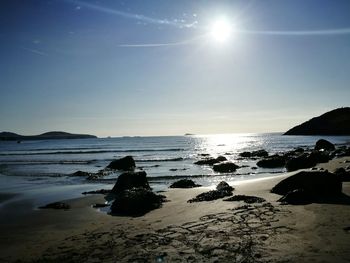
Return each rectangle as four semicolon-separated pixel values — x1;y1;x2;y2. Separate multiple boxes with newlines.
284;107;350;135
0;131;97;141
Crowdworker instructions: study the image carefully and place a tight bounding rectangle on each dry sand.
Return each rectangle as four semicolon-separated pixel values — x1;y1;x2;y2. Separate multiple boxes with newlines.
1;157;350;262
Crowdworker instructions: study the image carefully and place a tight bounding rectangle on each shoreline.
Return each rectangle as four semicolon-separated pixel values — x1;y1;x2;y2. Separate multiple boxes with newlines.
0;157;350;262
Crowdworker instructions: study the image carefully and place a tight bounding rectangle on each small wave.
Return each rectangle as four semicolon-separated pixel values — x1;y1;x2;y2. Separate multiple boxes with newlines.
147;170;285;181
136;157;184;162
2;172;66;178
0;148;185;156
0;160;96;165
147;174;212;181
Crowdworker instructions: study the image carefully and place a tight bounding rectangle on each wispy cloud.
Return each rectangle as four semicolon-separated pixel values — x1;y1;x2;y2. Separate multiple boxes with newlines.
117;35;205;48
66;0;350;50
21;47;48;56
239;28;350;36
66;0;197;28
118;42;185;48
116;27;350;48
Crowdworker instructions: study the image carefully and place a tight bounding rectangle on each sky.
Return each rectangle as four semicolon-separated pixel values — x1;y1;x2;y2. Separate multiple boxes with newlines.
1;0;350;137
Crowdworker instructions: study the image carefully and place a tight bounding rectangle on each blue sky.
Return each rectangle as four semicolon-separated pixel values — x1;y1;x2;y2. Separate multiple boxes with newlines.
1;0;350;136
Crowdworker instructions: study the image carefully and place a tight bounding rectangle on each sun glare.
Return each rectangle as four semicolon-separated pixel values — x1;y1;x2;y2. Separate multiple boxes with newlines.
210;18;233;42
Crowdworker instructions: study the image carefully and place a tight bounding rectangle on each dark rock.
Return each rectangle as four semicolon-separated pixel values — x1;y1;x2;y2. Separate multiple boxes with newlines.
72;170;92;177
285;155;312;172
251;167;258;170
334;168;350;182
188;182;234;202
334;167;346;174
93;203;109;208
252;149;269;158
86;169;113;180
271;171;342;197
169;168;188;171
239;150;269;158
294;147;305;153
284;107;350;135
82;189;112;195
257;156;286;168
333;147;350;157
188;190;232;203
315;139;335;151
194;158;220;166
278;189;312;205
199;153;210;157
224;195;266;203
169;179;201;188
239;151;251;158
107;156;135;171
216;181;234;192
39;202;70;210
111;187;166;216
308;151;330;164
194;156;227;166
216;155;227;162
285;151;329;172
283;149;302;159
213;162;239;173
111;171;150;194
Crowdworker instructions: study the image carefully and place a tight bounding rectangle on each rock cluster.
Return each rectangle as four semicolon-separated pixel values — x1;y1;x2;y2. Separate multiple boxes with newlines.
257;156;286;168
169;179;201;188
194;155;239;173
194;156;227;165
188;181;234;202
285;151;330;172
239;150;269;158
239;139;349;172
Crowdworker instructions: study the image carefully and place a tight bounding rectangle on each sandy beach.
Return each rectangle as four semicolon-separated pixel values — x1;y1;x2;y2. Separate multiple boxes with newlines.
3;0;350;261
0;157;349;262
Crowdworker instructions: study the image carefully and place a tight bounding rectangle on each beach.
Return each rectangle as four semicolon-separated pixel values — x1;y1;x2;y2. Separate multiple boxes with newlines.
3;0;350;261
1;157;350;263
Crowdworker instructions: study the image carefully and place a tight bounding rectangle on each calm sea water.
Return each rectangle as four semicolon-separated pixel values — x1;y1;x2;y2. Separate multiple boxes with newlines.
1;133;350;207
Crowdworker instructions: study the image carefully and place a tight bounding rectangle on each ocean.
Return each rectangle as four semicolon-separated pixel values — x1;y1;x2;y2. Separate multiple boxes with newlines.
1;133;350;208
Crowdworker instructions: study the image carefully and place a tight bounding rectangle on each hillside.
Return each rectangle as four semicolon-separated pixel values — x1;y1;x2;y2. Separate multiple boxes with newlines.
0;131;97;141
284;107;350;135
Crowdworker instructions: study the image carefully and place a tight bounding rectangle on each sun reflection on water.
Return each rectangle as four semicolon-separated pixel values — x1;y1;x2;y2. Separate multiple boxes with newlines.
192;133;263;157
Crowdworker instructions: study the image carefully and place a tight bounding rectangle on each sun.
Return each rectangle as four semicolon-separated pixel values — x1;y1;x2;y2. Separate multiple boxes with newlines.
210;18;233;42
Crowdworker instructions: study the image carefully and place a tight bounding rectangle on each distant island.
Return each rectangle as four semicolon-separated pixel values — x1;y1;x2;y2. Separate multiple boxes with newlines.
0;131;97;141
284;107;350;135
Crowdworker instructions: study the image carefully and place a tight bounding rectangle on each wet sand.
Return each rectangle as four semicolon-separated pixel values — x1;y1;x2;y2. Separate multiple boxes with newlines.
1;157;350;262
